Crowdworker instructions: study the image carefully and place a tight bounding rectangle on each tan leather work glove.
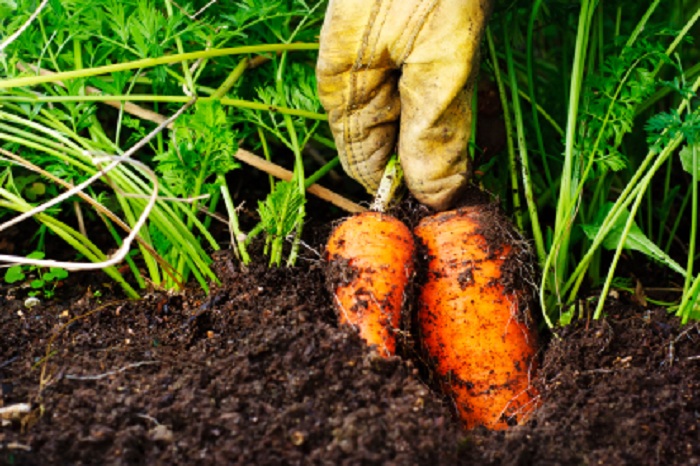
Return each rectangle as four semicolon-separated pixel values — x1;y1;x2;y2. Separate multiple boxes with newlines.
316;0;492;210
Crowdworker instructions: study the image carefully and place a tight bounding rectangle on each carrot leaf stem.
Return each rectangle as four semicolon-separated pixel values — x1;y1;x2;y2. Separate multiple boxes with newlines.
504;13;546;266
486;27;522;229
370;154;403;213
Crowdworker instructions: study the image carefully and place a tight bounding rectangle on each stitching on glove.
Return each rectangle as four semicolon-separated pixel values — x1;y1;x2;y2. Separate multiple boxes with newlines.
345;0;386;190
393;0;439;65
355;0;392;190
365;0;392;69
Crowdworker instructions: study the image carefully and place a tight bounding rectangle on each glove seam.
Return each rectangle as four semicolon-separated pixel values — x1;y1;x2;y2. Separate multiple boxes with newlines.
346;0;388;190
394;0;439;65
365;0;393;69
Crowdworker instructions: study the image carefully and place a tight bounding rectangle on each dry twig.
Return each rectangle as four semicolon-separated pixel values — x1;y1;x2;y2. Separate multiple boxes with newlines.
65;361;160;381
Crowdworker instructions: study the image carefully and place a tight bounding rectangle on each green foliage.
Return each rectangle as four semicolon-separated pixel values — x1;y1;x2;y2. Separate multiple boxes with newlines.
154;101;239;197
4;251;69;299
679;143;700;178
257;179;304;265
1;0;328;296
4;264;25;283
581;203;686;276
646;108;700;153
245;62;322;147
0;0;16;17
488;0;700;324
576;38;667;177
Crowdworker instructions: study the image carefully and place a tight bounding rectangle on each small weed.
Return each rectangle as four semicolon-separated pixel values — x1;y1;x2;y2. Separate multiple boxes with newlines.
4;251;69;299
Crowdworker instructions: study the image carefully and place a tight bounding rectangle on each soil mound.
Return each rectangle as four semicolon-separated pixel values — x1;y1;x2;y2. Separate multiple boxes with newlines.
2;255;699;465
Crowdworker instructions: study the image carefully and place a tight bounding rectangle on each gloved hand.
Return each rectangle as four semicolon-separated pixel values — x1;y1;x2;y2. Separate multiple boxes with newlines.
316;0;493;211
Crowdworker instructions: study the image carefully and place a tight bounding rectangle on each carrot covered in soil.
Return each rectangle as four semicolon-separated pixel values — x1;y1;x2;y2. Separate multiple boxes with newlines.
325;212;415;357
415;205;540;429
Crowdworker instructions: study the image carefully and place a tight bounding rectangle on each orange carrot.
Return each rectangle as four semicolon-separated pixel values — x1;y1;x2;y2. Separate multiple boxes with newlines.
415;205;539;429
325;211;415;357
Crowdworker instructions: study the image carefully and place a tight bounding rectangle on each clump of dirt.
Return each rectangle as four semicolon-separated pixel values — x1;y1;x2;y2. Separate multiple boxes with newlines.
2;240;700;465
1;262;465;465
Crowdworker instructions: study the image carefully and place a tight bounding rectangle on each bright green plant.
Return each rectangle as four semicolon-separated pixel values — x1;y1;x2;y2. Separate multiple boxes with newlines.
4;251;69;298
153;100;248;269
486;0;700;325
0;0;330;295
5;0;697;323
246;58;324;266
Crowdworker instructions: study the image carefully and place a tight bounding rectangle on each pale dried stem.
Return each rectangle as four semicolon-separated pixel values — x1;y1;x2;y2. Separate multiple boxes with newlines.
0;101;194;271
0;147;180;281
65;360;159;381
0;0;50;54
234;149;366;213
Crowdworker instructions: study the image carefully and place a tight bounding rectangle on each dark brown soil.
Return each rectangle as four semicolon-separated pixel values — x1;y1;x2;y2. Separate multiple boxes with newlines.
2;218;700;465
463;306;700;465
